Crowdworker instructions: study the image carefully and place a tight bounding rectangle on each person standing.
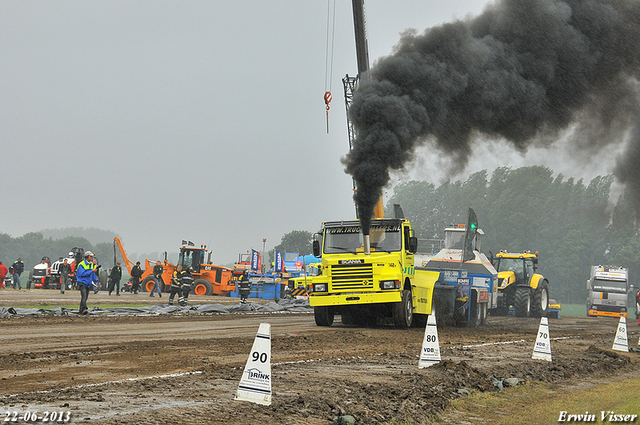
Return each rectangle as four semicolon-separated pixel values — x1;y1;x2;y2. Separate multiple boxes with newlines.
0;261;8;289
131;261;143;294
179;266;194;306
168;265;183;306
11;258;24;290
150;261;163;298
109;262;122;296
76;251;98;315
238;269;251;304
59;258;72;294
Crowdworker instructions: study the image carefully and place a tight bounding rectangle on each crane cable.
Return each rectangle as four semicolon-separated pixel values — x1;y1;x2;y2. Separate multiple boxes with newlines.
324;0;336;133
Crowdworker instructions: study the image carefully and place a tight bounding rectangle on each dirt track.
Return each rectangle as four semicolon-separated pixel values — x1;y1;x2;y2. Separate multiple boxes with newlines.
0;290;638;424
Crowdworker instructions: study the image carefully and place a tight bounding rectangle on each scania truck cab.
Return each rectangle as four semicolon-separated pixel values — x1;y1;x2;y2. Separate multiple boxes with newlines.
308;218;439;329
586;266;632;318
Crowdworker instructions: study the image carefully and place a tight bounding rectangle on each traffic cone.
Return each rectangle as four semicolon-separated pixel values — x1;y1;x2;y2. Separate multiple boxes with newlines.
532;317;552;361
418;314;441;368
612;316;629;352
235;323;272;405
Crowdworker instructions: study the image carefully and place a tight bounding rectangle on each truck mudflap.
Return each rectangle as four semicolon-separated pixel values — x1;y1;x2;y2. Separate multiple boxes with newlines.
412;269;440;315
310;291;402;307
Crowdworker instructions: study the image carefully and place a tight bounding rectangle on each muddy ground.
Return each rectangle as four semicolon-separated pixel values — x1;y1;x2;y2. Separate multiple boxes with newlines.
0;289;638;424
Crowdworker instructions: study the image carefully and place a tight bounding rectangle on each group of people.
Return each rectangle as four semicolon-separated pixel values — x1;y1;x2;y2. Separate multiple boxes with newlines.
76;252;195;313
1;251;199;314
0;258;24;290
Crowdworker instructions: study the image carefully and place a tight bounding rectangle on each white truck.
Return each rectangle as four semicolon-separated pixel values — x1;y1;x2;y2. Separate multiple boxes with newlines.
586;265;633;318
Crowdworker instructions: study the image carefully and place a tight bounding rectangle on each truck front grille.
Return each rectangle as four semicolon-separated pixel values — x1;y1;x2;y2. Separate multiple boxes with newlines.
330;263;374;291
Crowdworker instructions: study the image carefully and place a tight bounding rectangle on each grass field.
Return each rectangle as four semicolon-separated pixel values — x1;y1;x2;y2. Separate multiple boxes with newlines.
445;375;640;424
559;303;639;318
559;303;586;317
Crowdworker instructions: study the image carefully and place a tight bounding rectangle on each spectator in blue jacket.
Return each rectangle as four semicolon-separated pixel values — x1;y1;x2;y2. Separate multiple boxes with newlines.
77;251;99;315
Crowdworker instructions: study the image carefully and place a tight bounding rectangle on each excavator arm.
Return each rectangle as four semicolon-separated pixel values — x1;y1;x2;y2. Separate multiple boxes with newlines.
113;237;135;276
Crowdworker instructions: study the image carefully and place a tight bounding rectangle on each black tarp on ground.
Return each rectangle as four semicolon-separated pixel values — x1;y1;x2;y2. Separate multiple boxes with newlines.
0;298;312;317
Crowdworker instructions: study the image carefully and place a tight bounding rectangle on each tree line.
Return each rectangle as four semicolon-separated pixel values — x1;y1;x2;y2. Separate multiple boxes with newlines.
0;232;115;273
387;166;638;304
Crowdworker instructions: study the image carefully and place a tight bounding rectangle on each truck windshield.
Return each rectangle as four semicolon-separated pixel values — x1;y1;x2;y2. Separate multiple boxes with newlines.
593;278;627;293
324;225;401;254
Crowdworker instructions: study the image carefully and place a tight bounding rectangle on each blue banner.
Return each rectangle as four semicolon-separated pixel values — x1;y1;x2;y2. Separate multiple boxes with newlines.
274;250;283;272
251;249;260;271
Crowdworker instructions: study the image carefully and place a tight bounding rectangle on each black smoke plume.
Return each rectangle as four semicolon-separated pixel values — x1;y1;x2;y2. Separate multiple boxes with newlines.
343;0;640;234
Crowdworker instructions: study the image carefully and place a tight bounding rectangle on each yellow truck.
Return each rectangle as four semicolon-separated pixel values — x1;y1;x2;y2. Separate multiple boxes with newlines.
307;218;439;328
306;214;497;328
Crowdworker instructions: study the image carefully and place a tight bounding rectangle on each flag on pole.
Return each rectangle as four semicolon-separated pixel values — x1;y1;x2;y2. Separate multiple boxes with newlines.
251;249;261;271
274;250;283;272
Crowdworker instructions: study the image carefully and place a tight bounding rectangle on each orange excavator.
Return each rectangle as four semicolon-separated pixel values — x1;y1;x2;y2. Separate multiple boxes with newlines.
114;237;235;296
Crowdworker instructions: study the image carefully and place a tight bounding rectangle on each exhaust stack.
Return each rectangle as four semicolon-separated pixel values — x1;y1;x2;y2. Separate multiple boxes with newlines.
363;234;371;255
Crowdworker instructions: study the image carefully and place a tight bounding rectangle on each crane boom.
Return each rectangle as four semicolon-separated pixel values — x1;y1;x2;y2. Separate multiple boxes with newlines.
343;0;384;219
351;0;370;77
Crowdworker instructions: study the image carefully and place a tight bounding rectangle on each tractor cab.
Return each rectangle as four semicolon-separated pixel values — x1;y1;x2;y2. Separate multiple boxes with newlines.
178;247;207;273
492;252;538;285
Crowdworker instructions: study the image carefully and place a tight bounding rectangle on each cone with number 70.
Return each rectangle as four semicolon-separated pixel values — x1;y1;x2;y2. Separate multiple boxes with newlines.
532;317;552;361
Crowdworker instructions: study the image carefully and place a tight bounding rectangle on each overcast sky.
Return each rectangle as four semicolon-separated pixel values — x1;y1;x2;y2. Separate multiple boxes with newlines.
0;1;621;264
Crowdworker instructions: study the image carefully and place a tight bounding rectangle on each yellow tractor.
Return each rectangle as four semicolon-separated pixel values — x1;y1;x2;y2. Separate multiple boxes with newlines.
491;251;550;317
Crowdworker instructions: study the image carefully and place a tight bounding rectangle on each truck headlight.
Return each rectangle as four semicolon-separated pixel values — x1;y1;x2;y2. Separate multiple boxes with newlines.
380;280;400;290
313;283;327;292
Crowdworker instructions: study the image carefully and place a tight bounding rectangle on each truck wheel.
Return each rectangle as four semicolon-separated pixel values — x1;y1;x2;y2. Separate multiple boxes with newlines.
393;289;413;329
531;281;549;317
514;287;531;317
142;276;155;293
314;306;334;326
193;279;213;296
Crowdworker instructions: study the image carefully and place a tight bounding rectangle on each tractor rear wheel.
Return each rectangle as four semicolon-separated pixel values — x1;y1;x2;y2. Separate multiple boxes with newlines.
514;287;531;317
532;281;549;317
314;306;334;326
193;279;213;296
393;290;413;329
